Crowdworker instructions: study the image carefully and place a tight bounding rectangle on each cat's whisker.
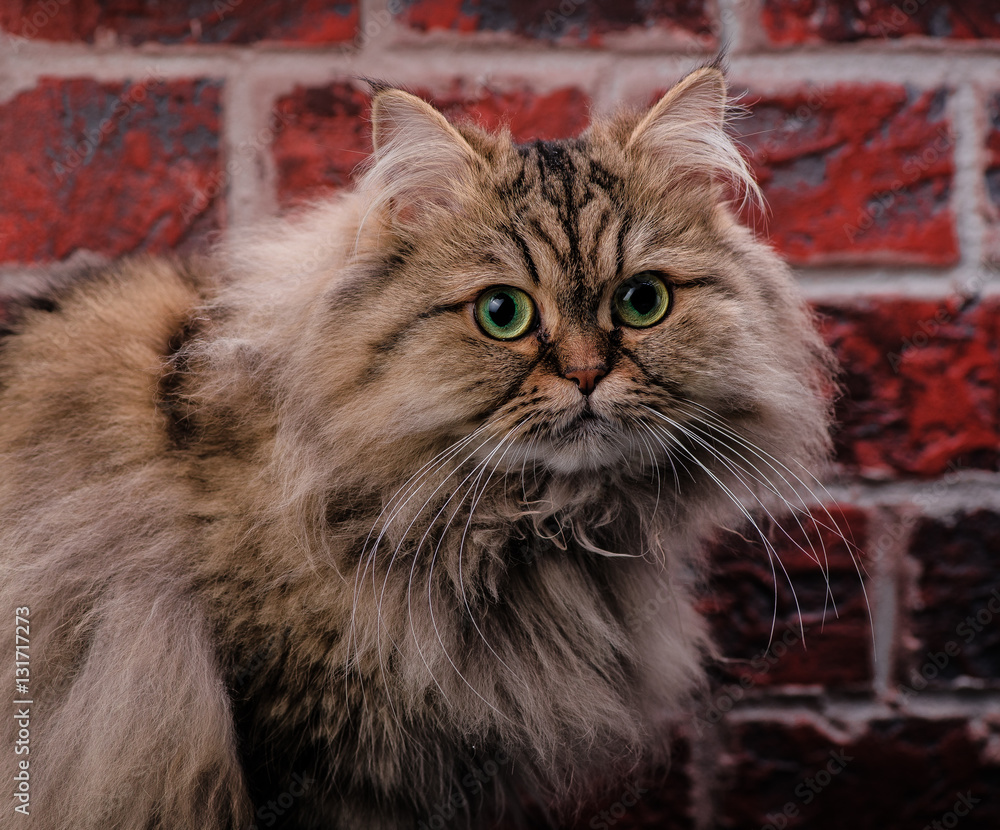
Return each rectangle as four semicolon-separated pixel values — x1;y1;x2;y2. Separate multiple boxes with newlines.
351;425;498;722
417;428;526;722
518;428;541;506
674;398;872;631
376;421;520;706
347;426;486;679
454;425;533;689
630;416;672;516
362;423;493;571
373;426;506;711
679;399;862;557
643;413;804;646
669;409;836;584
632;417;687;523
673;412;842;624
630;422;662;516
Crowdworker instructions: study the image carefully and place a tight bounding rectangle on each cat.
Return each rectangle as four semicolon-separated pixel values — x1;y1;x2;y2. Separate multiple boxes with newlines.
0;65;836;830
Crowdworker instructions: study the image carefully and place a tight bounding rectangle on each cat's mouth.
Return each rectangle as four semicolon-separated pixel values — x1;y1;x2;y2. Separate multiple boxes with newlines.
551;407;612;441
525;405;633;474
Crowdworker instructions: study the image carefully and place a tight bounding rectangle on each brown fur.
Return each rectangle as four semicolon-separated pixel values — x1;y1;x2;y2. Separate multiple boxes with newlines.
1;69;836;829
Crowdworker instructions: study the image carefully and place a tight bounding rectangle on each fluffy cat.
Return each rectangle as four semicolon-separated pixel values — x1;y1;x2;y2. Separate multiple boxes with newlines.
0;66;835;829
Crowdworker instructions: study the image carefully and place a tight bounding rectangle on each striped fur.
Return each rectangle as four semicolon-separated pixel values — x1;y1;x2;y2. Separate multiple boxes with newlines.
0;68;835;829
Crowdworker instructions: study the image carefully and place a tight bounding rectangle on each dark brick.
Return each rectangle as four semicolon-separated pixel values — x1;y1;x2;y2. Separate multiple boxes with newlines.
985;93;1000;261
564;737;694;830
401;0;715;46
701;506;872;690
272;82;591;206
0;0;359;45
0;77;222;264
761;0;1000;44
989;93;1000;206
818;298;1000;477
719;718;1000;830
493;734;692;830
732;84;958;265
901;510;1000;690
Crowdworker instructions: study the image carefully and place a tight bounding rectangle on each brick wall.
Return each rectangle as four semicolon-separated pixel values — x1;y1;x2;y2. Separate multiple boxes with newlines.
1;1;999;827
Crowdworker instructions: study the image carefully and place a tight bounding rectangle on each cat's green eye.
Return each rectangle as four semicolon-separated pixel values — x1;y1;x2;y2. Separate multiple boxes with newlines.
613;272;672;329
474;286;536;340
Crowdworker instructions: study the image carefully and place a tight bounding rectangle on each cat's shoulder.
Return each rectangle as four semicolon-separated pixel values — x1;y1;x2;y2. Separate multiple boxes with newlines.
0;256;210;446
1;256;206;365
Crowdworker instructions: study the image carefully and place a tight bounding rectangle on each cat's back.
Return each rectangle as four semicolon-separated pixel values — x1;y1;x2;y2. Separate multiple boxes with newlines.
0;257;204;466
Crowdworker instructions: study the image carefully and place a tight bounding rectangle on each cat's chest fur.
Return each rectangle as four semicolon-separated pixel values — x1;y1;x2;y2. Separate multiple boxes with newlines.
212;506;649;826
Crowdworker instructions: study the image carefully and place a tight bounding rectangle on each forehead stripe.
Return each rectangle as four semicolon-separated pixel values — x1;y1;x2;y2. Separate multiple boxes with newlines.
506;227;541;285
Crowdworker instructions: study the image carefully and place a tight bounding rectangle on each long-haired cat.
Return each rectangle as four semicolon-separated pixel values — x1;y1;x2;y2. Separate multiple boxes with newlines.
0;66;835;829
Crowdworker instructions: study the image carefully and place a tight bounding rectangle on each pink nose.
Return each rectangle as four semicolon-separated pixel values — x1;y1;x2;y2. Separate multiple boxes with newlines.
563;366;607;395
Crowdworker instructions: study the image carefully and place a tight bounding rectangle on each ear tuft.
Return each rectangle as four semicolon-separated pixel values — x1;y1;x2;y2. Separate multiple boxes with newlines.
358;88;480;232
627;68;761;209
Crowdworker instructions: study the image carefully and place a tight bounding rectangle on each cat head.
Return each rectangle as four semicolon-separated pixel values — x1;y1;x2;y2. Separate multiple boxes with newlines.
309;67;834;491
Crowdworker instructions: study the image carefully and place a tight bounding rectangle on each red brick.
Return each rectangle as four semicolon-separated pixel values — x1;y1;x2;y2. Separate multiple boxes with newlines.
272;82;592;207
272;83;372;207
732;85;958;265
901;510;1000;691
719;718;1000;829
401;0;715;46
761;0;1000;44
0;77;222;264
701;506;872;690
0;0;358;45
818;298;1000;477
430;84;592;141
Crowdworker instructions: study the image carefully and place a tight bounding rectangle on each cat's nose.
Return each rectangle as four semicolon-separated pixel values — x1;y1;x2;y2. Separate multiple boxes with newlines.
563;365;607;396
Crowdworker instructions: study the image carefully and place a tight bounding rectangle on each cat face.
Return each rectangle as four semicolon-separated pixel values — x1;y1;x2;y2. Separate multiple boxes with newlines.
336;69;831;492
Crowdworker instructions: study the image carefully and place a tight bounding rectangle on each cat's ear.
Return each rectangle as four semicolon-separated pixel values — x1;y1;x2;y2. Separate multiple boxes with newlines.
626;67;760;207
360;88;480;229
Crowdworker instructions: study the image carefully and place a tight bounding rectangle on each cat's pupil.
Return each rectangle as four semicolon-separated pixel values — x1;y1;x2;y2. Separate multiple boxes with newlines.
488;293;517;327
628;283;658;315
